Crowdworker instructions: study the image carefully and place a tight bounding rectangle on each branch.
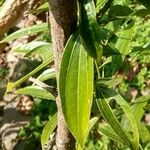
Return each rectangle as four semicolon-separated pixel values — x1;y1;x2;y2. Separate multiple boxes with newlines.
0;0;38;53
48;0;77;149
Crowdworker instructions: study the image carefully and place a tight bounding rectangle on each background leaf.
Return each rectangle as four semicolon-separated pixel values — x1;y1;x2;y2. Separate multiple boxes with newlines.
16;86;55;100
0;23;48;43
41;113;57;149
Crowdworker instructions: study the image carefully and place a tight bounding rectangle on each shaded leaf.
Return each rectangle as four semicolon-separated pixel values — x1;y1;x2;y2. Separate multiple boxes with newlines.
59;32;94;147
134;9;150;17
108;5;133;19
79;0;103;62
103;42;121;56
6;57;53;93
41;113;57;149
137;0;150;10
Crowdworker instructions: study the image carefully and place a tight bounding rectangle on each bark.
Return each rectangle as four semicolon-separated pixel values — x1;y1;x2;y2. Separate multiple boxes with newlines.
48;0;77;149
0;0;38;53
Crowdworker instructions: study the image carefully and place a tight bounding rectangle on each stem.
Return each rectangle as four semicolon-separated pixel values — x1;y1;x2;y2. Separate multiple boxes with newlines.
48;0;77;149
95;61;101;79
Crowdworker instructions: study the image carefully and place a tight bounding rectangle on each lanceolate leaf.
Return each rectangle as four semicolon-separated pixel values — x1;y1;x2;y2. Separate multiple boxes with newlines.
16;86;55;100
98;124;124;144
96;85;139;150
137;0;150;10
79;0;103;62
115;21;135;55
6;57;53;93
41;113;57;149
111;21;135;73
14;41;53;61
37;68;56;82
59;32;94;147
0;23;48;43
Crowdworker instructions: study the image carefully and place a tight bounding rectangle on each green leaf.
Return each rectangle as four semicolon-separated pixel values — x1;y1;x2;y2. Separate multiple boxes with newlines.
108;5;133;20
121;96;150;132
134;9;150;17
59;32;94;147
41;113;57;149
14;41;53;61
132;96;150;124
111;20;135;73
6;57;53;93
96;85;139;150
103;42;121;56
0;23;48;43
79;0;103;62
98;124;124;144
36;2;49;13
37;68;55;82
116;20;135;55
96;76;123;88
96;0;108;12
86;117;99;139
16;86;55;100
139;122;150;144
137;0;150;10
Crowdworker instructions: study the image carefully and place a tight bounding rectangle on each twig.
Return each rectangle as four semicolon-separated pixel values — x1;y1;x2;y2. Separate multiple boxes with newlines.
29;77;57;98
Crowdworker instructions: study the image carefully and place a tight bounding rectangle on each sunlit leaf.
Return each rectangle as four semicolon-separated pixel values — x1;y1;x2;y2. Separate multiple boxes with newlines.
16;86;55;100
98;123;124;144
96;85;139;150
59;32;94;147
14;41;53;61
0;23;48;43
37;68;56;82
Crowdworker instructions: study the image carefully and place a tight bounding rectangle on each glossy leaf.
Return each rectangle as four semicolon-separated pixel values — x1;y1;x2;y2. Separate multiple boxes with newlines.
59;32;94;147
41;113;57;149
6;57;53;93
16;86;55;100
37;68;55;82
0;23;48;43
96;85;139;150
79;0;103;62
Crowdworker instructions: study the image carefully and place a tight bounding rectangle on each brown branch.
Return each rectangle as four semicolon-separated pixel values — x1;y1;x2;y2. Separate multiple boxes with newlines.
0;0;38;53
48;0;77;149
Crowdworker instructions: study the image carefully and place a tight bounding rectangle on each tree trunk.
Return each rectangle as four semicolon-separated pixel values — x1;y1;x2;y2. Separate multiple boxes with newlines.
48;0;77;150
